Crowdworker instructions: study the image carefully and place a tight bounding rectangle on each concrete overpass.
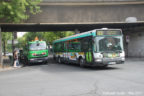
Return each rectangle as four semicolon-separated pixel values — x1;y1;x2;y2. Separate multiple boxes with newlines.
1;0;144;23
1;22;144;32
27;1;144;23
1;0;144;65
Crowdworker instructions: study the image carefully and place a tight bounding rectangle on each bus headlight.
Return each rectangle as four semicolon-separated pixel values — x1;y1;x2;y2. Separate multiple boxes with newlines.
121;57;125;61
94;53;103;62
120;51;125;61
120;51;125;57
94;53;103;58
95;58;102;62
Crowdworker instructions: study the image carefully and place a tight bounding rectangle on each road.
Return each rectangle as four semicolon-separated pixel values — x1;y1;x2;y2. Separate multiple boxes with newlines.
0;58;144;96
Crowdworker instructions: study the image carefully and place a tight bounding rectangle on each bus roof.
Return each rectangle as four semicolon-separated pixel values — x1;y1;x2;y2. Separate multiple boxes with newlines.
53;29;122;43
53;30;95;43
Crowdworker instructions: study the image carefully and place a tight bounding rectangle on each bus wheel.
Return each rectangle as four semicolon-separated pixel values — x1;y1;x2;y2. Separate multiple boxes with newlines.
25;60;29;66
24;57;29;66
58;57;61;64
44;60;48;64
103;65;108;68
79;58;85;67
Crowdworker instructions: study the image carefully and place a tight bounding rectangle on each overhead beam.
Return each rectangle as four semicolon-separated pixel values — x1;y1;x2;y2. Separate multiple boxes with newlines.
39;1;144;6
1;22;144;32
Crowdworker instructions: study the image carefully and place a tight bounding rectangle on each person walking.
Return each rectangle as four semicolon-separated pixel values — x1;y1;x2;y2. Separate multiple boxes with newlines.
13;50;20;68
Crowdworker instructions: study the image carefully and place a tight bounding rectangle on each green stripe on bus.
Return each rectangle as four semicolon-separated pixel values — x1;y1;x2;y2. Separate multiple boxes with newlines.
86;52;92;62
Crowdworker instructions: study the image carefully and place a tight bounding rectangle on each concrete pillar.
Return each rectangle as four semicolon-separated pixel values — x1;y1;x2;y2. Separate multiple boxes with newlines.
0;27;3;67
11;32;14;66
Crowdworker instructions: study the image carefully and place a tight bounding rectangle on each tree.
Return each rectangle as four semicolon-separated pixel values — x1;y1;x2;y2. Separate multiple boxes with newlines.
17;31;75;49
0;0;41;66
2;32;12;56
42;31;74;44
0;0;41;23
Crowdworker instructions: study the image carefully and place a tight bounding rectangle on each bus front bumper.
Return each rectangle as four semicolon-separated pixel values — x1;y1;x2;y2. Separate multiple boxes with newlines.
92;57;125;66
29;57;48;63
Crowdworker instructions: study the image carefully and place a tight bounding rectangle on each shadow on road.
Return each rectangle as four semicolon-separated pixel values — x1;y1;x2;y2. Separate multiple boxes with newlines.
35;57;121;73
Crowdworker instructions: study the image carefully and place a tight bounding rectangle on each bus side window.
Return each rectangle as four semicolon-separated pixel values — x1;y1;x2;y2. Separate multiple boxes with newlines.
53;43;56;52
60;42;65;52
68;42;81;52
58;43;62;52
54;43;61;52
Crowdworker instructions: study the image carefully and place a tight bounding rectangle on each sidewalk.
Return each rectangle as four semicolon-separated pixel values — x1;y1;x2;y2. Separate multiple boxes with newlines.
0;66;15;72
0;56;14;72
126;57;144;61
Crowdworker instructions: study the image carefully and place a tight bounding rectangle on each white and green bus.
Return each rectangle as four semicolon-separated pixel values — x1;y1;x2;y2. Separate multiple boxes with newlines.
52;28;125;67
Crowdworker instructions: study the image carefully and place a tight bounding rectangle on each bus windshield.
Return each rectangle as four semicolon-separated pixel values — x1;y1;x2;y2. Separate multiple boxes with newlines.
29;42;47;51
96;36;123;52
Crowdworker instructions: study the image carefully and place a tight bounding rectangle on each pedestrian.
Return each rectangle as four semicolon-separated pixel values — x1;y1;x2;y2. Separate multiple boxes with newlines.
13;50;20;68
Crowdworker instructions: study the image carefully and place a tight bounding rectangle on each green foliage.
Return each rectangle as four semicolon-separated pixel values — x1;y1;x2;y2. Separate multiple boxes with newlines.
2;32;12;41
17;31;75;49
2;32;12;52
43;31;74;44
0;0;41;23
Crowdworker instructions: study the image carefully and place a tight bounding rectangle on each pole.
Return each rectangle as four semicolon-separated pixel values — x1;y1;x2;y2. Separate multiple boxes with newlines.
11;32;17;66
0;27;3;68
74;29;80;34
11;32;15;66
12;32;14;54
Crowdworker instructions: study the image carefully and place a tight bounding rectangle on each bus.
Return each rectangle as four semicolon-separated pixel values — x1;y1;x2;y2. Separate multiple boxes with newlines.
23;40;48;65
52;28;125;67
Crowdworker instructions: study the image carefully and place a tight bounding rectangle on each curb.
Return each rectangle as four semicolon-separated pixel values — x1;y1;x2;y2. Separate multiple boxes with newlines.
0;67;16;72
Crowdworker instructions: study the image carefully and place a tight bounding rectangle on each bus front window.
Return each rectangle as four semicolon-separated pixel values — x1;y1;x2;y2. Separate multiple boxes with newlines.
29;42;47;51
96;36;123;52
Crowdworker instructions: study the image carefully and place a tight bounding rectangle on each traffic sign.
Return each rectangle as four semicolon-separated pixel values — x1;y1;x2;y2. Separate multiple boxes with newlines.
7;40;18;44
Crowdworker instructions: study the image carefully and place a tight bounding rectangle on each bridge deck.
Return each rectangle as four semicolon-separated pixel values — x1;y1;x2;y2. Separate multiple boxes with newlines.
42;0;141;3
1;22;144;32
40;1;144;6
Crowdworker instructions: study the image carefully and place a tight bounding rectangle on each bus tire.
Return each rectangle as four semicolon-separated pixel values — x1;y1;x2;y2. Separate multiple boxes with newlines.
53;55;56;60
79;58;85;67
27;60;30;65
44;60;48;64
24;57;29;66
103;65;108;68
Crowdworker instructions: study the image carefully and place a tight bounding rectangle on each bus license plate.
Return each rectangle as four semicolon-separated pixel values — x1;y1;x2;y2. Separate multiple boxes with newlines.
108;62;116;65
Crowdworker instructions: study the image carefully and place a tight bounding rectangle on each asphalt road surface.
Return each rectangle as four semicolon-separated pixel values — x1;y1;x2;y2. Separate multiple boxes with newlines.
0;58;144;96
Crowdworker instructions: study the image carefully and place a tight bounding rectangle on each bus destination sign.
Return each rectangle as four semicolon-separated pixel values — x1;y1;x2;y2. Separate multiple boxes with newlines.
96;30;121;36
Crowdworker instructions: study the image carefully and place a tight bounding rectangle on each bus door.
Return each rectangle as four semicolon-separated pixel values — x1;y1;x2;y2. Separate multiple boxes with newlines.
64;42;69;62
81;37;94;64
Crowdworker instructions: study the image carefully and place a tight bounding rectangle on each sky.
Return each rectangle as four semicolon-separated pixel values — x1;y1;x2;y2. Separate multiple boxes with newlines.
17;32;26;38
